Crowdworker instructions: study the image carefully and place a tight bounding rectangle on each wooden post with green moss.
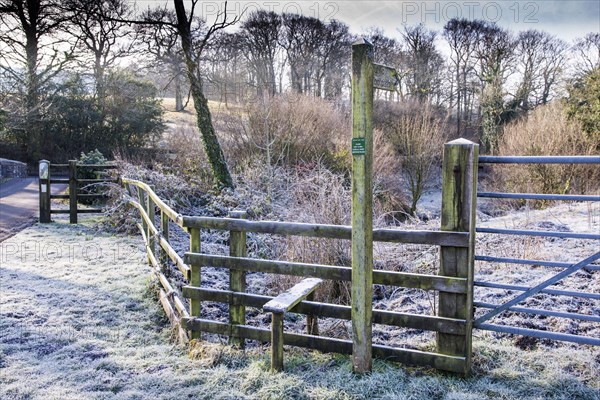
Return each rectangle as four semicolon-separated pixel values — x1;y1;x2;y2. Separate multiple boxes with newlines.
228;210;247;348
147;185;156;259
160;210;170;272
69;160;78;224
438;138;478;376
189;227;201;340
351;38;374;374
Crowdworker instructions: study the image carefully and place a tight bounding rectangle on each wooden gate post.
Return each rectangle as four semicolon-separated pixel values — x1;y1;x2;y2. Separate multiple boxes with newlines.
39;160;51;223
228;210;247;348
438;138;478;376
160;210;170;272
147;185;156;258
351;38;374;374
189;227;201;340
68;160;78;224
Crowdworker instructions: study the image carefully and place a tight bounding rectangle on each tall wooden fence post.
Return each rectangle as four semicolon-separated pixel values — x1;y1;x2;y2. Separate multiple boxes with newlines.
39;160;51;223
147;185;156;258
438;138;478;376
189;227;202;340
228;210;247;348
68;160;78;224
351;38;374;374
160;210;170;273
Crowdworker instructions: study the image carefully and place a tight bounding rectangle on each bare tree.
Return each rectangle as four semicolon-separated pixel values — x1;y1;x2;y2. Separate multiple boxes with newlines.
65;0;134;103
110;1;238;188
280;14;327;95
238;10;281;97
135;7;187;111
316;19;351;99
572;32;600;76
400;24;444;103
443;18;479;136
510;30;567;115
473;21;514;153
0;0;75;158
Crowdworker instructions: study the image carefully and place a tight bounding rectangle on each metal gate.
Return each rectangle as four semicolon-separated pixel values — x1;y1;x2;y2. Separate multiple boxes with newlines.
473;155;600;346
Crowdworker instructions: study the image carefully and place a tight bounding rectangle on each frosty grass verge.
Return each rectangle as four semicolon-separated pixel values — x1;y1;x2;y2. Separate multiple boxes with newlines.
0;219;598;399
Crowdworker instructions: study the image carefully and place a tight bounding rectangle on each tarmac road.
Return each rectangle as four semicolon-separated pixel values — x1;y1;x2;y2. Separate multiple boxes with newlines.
0;177;40;242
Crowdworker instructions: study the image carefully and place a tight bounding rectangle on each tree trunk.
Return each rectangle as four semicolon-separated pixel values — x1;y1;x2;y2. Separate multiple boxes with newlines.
173;0;234;189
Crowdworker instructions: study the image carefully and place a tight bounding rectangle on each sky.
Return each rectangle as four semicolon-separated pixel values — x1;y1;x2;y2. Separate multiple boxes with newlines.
143;0;600;43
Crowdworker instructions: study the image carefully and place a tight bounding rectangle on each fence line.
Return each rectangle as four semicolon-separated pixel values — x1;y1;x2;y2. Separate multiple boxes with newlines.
120;137;477;375
39;160;116;223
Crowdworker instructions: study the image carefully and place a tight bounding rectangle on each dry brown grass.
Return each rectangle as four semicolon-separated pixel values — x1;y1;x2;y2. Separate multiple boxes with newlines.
222;93;348;170
496;101;600;206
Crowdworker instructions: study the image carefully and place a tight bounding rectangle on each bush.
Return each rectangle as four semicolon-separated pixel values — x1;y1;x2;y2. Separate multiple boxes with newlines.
375;101;448;216
224;93;347;170
1;71;164;162
497;101;599;205
158;123;214;190
270;165;352;304
566;66;600;142
76;149;108;205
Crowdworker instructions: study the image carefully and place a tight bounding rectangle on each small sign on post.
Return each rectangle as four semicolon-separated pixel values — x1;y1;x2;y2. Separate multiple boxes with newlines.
373;64;399;92
352;138;366;155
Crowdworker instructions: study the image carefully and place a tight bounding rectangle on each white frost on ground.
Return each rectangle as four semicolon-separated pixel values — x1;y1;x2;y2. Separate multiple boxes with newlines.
0;204;598;399
0;222;211;399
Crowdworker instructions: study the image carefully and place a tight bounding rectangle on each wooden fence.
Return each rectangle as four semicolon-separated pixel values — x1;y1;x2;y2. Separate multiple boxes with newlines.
121;138;478;376
38;160;117;223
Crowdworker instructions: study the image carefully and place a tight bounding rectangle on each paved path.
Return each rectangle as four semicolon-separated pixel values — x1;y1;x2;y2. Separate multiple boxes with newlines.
0;177;39;242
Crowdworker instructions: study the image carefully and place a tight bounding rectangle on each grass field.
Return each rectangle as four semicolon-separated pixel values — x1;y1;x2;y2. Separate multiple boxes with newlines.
1;221;598;399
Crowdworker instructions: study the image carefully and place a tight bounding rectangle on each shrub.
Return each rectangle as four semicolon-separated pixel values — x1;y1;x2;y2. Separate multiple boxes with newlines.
375;101;448;216
497;101;599;205
1;71;164;162
566;66;600;142
271;165;352;304
158;123;214;190
224;93;347;170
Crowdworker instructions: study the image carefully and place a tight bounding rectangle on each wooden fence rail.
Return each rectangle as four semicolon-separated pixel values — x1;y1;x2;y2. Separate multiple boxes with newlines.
120;136;478;376
39;160;117;223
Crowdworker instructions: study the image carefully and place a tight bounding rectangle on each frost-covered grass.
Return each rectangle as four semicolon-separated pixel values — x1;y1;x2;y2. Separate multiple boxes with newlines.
1;222;598;400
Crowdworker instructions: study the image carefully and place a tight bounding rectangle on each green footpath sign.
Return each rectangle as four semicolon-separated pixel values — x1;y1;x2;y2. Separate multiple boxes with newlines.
352;138;366;155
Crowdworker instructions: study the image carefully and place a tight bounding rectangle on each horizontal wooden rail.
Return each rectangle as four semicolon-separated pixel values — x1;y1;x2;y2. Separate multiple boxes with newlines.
51;193;109;200
180;216;469;247
180;318;466;373
77;164;118;169
127;199;191;279
51;208;103;214
78;178;119;184
137;223;189;343
182;287;467;335
122;178;181;224
138;224;189;319
184;254;467;294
